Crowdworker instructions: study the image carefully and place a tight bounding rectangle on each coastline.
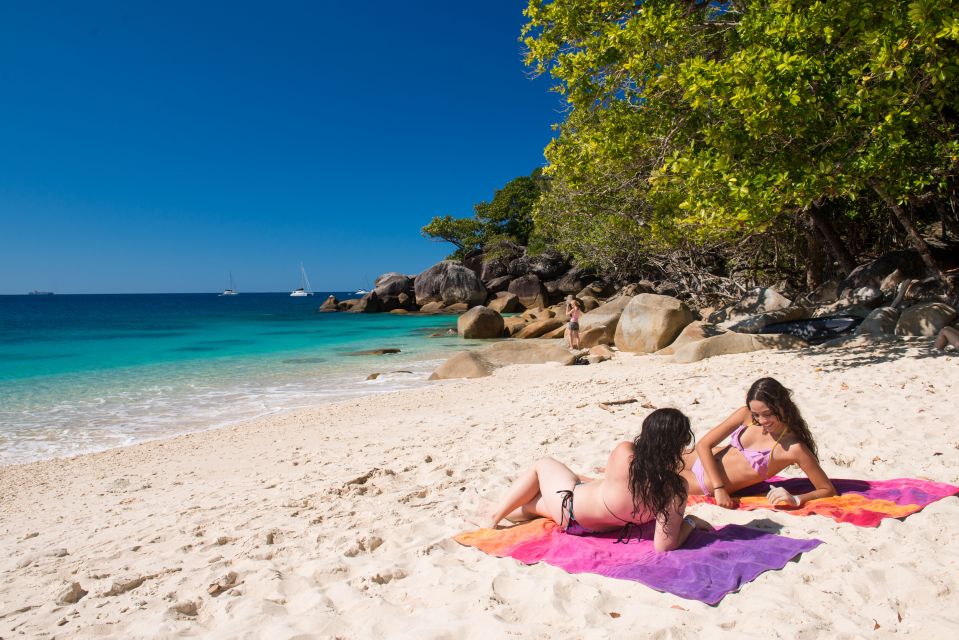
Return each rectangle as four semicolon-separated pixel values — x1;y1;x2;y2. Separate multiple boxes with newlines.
2;343;958;638
0;294;472;467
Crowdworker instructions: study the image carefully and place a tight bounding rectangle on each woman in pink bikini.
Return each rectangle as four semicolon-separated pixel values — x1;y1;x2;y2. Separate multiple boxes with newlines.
682;377;836;508
482;408;712;552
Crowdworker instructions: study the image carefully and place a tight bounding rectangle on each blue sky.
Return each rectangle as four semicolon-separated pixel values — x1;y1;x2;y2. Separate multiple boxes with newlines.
0;2;560;294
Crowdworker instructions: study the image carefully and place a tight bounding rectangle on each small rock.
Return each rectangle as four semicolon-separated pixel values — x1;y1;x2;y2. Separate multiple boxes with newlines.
174;600;199;617
366;372;381;380
57;617;68;626
207;571;239;596
57;582;88;605
104;576;147;596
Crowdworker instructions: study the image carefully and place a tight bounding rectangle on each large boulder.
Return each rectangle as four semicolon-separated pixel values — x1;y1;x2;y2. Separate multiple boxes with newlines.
578;325;611;348
515;318;564;339
895;302;957;336
838;251;924;300
578;281;617;299
578;296;633;346
508;274;548;310
457;306;505;339
503;316;528;336
318;295;339;312
373;272;414;298
428;339;577;380
546;268;597;296
656;321;725;355
725;307;811;334
509;250;569;281
414;261;487;307
481;340;577;367
349;291;382;313
418;300;445;314
671;332;807;364
614;294;694;353
472;242;524;281
487;292;522;314
484;275;513;294
428;351;494;380
543;323;569;339
708;288;793;324
857;307;899;336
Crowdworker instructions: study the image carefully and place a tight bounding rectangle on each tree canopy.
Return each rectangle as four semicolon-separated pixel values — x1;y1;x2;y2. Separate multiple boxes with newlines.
522;0;959;283
421;169;547;260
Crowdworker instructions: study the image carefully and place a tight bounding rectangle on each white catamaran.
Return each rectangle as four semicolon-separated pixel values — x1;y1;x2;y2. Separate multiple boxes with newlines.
220;272;239;296
290;263;314;297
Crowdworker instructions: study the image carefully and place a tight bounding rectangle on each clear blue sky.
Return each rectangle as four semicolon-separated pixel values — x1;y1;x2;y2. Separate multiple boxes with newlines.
0;2;560;294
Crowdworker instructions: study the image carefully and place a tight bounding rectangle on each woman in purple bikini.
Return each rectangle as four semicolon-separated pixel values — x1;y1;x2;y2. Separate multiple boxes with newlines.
484;408;712;552
682;377;836;508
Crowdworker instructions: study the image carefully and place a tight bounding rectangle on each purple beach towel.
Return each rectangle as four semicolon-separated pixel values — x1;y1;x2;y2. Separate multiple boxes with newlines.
455;520;822;605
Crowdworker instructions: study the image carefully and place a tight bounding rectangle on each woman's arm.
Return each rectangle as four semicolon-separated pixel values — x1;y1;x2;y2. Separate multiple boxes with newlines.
694;406;751;508
652;500;712;552
767;446;837;506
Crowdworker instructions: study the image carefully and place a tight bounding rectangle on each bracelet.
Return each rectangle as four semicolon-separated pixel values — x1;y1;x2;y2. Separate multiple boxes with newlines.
713;484;725;490
683;516;696;528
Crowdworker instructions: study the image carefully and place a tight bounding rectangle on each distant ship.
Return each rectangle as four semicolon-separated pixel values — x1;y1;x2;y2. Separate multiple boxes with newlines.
354;289;370;295
290;263;314;297
220;272;239;296
28;290;54;296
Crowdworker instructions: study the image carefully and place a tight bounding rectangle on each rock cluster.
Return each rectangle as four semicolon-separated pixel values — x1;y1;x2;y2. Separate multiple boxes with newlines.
327;245;957;378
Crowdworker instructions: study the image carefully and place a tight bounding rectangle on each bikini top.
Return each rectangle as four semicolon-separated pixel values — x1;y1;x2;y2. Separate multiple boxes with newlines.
730;424;784;478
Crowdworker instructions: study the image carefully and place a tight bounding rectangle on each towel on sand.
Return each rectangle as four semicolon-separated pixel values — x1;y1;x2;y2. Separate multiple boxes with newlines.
687;477;958;526
455;520;821;605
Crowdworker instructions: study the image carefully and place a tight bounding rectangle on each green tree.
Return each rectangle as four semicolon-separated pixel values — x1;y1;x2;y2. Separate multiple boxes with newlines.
421;170;547;260
522;0;959;280
419;215;483;261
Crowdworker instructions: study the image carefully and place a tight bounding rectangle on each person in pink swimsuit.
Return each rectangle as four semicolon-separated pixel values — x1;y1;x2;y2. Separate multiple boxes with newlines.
680;377;836;508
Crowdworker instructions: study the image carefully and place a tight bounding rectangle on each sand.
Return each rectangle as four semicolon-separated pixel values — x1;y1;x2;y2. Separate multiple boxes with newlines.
1;341;958;638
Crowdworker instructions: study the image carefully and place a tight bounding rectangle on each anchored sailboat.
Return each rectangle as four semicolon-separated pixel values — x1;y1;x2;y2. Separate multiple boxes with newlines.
290;263;314;297
220;272;239;296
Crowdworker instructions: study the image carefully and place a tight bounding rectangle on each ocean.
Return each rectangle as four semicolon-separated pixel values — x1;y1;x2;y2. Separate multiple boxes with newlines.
0;293;467;466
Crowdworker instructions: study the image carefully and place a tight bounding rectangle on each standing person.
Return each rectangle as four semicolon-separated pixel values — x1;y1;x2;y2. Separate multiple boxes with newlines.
566;296;583;349
480;408;712;552
681;377;836;508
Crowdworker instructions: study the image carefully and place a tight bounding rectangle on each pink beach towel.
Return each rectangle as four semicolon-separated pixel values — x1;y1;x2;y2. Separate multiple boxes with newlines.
687;477;959;527
455;520;822;605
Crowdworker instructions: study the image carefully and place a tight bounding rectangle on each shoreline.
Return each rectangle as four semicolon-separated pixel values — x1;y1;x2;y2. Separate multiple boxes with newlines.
2;344;957;637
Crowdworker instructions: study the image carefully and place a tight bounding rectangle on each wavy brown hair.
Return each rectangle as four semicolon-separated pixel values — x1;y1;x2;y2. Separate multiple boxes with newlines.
628;408;693;531
746;377;818;458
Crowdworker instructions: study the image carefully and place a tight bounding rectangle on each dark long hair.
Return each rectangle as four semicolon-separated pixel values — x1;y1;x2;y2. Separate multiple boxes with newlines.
746;378;818;458
628;408;693;529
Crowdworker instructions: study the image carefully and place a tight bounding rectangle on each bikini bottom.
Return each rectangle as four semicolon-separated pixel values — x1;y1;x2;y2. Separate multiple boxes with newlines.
690;458;710;496
556;485;595;536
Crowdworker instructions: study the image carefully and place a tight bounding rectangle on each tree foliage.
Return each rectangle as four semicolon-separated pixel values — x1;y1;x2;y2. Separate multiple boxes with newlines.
522;0;959;281
421;170;547;260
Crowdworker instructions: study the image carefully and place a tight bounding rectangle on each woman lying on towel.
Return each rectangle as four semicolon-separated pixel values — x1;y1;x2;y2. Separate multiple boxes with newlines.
483;408;712;552
682;377;836;509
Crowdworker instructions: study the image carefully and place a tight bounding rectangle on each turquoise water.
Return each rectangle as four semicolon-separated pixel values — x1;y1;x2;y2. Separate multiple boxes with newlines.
0;293;465;465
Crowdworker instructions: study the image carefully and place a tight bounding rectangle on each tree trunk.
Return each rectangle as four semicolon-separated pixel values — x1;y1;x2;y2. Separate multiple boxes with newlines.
872;184;945;280
805;204;856;275
803;222;826;291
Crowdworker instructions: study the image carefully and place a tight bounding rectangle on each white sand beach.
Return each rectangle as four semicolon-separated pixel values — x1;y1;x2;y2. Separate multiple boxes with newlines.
2;342;958;638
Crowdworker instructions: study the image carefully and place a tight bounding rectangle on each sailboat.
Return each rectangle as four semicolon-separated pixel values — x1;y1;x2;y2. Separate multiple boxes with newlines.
220;272;239;296
290;263;314;297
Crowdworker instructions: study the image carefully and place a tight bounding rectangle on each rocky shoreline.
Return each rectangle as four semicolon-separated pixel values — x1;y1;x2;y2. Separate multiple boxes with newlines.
321;246;958;378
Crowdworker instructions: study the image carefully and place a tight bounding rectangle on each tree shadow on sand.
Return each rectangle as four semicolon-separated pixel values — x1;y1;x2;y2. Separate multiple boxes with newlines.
804;337;949;372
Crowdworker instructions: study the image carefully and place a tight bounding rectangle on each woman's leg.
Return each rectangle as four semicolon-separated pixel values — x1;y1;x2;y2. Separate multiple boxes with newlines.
935;326;959;350
570;329;580;349
486;457;579;528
